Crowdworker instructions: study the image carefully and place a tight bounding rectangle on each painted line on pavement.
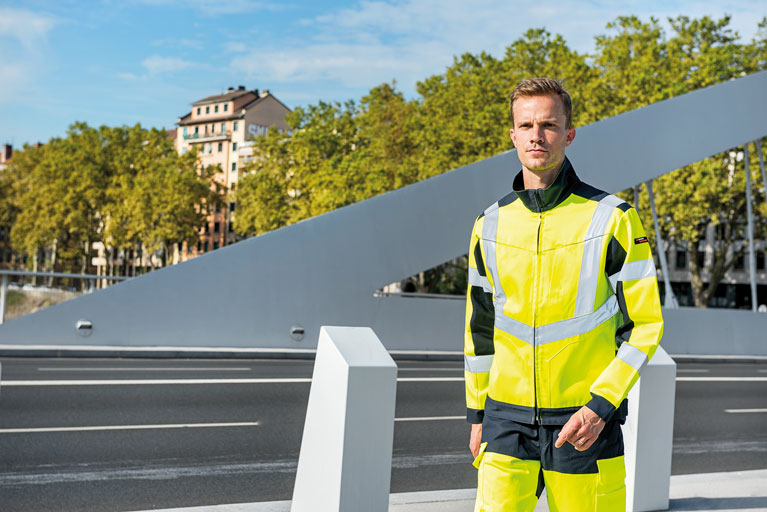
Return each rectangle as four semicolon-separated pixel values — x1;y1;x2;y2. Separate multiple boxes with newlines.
724;408;767;414
676;369;710;373
395;416;464;422
676;377;767;382
5;376;762;386
0;422;260;434
0;377;464;386
36;367;252;372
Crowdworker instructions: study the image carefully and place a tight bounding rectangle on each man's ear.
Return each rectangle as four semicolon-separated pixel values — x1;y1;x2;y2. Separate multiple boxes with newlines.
565;127;576;146
509;127;516;146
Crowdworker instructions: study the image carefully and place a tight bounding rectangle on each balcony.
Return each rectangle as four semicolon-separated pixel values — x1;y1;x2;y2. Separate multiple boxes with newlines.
183;130;231;142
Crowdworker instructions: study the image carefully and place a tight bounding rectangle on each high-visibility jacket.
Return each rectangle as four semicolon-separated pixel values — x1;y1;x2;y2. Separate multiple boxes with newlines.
465;158;664;425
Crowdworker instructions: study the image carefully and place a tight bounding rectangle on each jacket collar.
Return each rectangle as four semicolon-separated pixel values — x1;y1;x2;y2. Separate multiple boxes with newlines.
512;157;580;213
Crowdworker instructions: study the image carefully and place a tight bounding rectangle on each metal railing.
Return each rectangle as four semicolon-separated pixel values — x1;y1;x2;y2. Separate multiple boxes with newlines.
0;270;130;324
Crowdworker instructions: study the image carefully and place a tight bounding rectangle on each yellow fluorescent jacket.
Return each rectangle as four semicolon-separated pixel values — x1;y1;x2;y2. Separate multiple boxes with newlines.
465;158;664;425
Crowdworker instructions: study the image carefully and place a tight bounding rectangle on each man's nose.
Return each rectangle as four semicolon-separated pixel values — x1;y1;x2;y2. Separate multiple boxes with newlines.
530;125;544;143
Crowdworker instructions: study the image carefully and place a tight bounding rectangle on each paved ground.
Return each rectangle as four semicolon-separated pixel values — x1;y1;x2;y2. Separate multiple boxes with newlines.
0;358;765;512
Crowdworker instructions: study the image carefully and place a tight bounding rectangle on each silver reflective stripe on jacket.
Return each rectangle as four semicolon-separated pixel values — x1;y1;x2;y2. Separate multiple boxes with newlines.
616;342;649;373
574;195;626;316
468;266;493;294
608;258;657;292
465;354;494;373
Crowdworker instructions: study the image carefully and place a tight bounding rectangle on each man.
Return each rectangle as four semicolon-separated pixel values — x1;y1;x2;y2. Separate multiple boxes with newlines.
464;77;663;511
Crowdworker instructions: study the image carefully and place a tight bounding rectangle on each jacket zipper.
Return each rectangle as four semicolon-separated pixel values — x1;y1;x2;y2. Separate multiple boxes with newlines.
534;193;544;425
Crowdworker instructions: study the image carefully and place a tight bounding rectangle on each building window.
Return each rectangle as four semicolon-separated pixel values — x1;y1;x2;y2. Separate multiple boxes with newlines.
196;107;200;115
233;121;238;131
203;241;209;252
231;162;237;172
194;126;199;134
232;142;237;151
205;223;210;234
229;202;236;212
214;105;219;113
675;250;686;269
217;142;222;152
229;222;235;233
183;127;187;137
215;203;220;213
182;147;188;155
213;241;220;250
206;106;210;114
224;104;228;112
214;222;220;233
734;253;745;270
758;251;766;271
221;122;226;132
197;241;202;252
697;251;705;268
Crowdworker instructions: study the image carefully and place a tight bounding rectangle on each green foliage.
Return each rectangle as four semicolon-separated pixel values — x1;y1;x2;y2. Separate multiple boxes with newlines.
233;15;766;302
5;122;218;274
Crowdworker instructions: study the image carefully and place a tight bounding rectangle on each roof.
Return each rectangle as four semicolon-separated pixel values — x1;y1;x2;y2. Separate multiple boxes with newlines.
193;88;255;106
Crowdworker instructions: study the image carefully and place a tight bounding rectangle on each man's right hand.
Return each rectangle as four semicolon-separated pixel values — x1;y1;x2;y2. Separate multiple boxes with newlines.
469;423;483;458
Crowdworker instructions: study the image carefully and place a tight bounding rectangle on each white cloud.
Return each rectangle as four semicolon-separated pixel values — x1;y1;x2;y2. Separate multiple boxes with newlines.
134;0;283;15
229;0;766;99
0;8;56;102
141;55;196;74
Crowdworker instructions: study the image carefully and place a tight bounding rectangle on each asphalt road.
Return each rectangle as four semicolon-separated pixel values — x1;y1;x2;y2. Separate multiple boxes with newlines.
0;358;765;512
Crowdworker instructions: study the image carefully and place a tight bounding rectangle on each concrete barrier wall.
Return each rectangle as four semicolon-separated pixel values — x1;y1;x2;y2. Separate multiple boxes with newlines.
1;71;766;354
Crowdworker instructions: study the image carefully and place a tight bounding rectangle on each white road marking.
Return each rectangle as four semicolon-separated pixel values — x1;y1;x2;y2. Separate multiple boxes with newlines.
36;367;252;372
1;377;464;386
7;375;762;386
724;408;767;414
0;422;260;434
676;377;767;382
395;416;464;422
677;369;710;373
397;368;463;372
1;378;312;386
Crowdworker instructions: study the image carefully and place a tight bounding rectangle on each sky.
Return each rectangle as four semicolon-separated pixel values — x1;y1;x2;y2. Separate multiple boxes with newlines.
1;0;765;147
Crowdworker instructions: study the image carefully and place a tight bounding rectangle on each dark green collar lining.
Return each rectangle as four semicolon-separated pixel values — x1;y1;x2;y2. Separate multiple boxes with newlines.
512;157;580;213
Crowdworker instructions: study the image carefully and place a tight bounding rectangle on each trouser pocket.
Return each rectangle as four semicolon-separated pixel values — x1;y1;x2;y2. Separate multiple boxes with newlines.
596;455;626;511
472;442;488;469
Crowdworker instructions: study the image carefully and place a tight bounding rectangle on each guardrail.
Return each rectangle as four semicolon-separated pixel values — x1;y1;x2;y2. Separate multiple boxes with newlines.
0;270;129;324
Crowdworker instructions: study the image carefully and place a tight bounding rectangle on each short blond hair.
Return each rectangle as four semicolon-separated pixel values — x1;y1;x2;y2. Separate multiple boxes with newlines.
509;78;573;129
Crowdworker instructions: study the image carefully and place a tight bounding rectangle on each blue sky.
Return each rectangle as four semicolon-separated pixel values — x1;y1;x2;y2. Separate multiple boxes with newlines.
1;0;765;147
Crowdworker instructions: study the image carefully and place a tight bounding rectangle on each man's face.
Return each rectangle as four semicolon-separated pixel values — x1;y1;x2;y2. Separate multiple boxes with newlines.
509;94;575;175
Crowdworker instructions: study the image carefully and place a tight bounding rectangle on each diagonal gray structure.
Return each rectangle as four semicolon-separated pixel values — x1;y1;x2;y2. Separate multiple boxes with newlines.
1;71;767;353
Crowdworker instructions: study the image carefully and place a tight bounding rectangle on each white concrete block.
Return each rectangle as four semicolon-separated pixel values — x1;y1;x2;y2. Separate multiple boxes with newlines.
622;345;677;512
291;326;398;512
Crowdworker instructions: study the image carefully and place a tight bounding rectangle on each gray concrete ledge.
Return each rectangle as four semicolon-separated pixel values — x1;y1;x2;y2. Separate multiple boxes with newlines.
131;469;767;512
5;344;767;364
0;344;464;361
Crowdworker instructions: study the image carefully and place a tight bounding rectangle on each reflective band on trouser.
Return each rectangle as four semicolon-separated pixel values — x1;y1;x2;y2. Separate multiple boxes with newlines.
468;266;492;293
494;295;619;346
574;195;626;317
465;354;494;373
482;204;505;310
608;258;657;292
616;342;649;373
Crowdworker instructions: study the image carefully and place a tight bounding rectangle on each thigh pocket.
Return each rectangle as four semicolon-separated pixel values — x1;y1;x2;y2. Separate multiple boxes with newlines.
596;456;626;511
472;442;488;469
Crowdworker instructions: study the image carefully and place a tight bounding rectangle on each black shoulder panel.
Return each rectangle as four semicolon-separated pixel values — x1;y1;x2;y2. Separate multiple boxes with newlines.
498;191;518;208
617;202;632;213
572;181;608;202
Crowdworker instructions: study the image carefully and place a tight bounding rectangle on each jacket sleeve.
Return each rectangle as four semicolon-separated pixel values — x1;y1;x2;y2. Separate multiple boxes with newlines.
464;217;495;424
587;206;664;421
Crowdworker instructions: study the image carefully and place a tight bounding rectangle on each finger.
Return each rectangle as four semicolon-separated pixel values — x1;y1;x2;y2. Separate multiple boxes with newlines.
555;427;574;448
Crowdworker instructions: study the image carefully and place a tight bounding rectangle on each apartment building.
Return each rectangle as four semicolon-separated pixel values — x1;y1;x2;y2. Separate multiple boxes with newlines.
661;222;767;309
175;86;290;260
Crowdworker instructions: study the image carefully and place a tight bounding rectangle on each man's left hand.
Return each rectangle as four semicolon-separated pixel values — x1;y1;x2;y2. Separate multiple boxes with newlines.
554;406;605;451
